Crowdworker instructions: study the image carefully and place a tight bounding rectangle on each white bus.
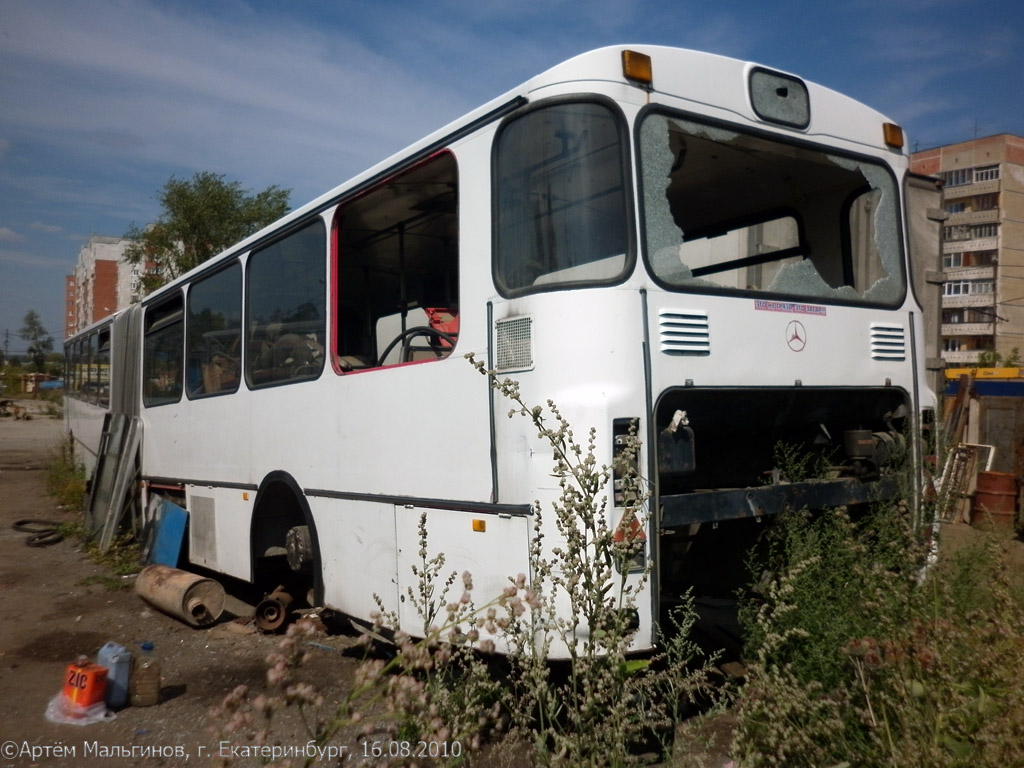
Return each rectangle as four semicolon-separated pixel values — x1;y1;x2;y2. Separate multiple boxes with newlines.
66;46;941;655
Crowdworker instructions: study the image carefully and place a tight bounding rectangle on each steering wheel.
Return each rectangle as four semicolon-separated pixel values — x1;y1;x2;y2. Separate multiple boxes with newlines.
375;326;458;368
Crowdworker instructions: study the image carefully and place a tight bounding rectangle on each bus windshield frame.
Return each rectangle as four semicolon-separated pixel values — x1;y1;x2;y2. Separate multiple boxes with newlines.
638;108;905;307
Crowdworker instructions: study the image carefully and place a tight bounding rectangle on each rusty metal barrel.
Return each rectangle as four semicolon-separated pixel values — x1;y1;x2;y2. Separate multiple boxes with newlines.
135;564;226;627
971;471;1019;531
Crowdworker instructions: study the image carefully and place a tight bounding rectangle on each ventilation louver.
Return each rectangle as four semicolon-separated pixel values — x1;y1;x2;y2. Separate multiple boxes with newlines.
870;323;906;361
659;309;710;355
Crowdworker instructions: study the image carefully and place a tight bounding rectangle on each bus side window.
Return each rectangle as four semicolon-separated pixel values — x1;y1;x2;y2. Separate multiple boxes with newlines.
187;262;242;398
143;294;184;407
86;332;98;405
333;151;459;372
97;328;111;408
245;219;327;388
494;101;630;294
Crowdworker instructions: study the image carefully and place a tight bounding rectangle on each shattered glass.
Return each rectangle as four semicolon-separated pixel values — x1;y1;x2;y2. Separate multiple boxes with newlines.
639;113;904;305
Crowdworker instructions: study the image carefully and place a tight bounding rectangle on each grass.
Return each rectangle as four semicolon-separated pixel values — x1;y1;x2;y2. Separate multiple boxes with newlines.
45;438;87;510
44;438;141;582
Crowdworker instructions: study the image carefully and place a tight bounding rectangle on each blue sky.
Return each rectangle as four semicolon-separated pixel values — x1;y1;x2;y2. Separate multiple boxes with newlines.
1;0;1021;355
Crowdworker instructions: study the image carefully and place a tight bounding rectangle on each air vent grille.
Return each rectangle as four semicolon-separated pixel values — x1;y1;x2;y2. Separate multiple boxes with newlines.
659;309;710;355
495;315;534;372
870;323;906;361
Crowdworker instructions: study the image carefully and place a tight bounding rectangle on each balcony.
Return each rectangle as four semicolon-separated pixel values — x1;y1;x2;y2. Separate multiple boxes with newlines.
944;178;999;200
943;236;998;254
942;266;995;281
946;209;1000;226
942;294;996;308
941;322;994;336
942;349;984;365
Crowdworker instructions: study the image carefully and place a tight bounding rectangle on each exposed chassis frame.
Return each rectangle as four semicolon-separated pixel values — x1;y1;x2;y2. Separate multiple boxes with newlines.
659;474;902;527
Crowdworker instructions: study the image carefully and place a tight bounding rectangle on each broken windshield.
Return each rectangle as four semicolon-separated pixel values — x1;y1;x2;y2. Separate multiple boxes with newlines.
639;112;903;305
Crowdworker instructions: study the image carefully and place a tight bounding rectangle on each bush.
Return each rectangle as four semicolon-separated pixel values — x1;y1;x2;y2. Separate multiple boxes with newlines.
731;506;1024;767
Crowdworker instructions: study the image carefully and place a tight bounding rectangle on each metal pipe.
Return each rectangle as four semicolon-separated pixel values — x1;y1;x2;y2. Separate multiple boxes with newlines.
135;564;225;627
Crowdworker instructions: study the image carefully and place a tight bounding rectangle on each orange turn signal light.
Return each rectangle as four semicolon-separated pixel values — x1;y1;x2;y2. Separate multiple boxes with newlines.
883;122;904;149
622;50;653;86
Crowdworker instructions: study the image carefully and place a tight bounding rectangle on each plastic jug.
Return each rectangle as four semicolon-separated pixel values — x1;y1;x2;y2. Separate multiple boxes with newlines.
97;641;132;709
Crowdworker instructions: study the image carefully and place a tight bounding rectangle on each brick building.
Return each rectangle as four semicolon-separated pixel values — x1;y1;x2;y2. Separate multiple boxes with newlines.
65;236;141;338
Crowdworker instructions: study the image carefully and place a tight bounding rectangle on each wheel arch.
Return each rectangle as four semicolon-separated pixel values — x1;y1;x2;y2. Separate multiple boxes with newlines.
250;470;323;606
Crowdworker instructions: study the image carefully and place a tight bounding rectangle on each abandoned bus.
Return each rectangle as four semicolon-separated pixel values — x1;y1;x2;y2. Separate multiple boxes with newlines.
65;46;940;655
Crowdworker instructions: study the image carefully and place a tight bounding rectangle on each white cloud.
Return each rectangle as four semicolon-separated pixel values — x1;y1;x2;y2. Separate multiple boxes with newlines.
0;227;25;243
30;222;63;234
0;0;480;203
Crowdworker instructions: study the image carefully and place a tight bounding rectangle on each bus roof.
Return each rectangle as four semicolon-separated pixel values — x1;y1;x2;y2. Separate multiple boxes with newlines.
141;45;903;302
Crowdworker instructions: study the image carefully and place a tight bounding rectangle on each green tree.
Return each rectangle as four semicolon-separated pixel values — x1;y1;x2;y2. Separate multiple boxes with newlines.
124;171;290;293
19;310;54;372
978;346;1022;368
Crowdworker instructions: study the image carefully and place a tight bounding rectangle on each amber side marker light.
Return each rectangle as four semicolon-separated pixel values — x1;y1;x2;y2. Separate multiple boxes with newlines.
622;50;653;85
883;122;905;149
472;519;487;533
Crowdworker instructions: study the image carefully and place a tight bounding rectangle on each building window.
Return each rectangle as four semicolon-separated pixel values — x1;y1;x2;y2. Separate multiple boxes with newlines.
944;338;963;352
942;253;963;269
942;279;992;296
945;202;966;214
974;193;998;211
974;224;997;239
945;225;971;241
941;169;971;187
974;165;999;182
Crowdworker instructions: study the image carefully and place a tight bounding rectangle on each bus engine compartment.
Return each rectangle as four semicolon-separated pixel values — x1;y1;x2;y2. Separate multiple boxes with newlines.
653;385;913;647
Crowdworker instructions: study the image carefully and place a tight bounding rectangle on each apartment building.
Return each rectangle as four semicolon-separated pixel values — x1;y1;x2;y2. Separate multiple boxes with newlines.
910;134;1024;366
65;235;142;338
63;274;78;340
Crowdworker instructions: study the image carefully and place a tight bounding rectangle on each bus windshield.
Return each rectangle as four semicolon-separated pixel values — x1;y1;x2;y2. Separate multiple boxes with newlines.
639;112;903;305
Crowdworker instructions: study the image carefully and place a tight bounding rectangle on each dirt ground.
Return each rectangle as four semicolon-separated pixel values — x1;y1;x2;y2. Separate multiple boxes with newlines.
0;404;365;768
